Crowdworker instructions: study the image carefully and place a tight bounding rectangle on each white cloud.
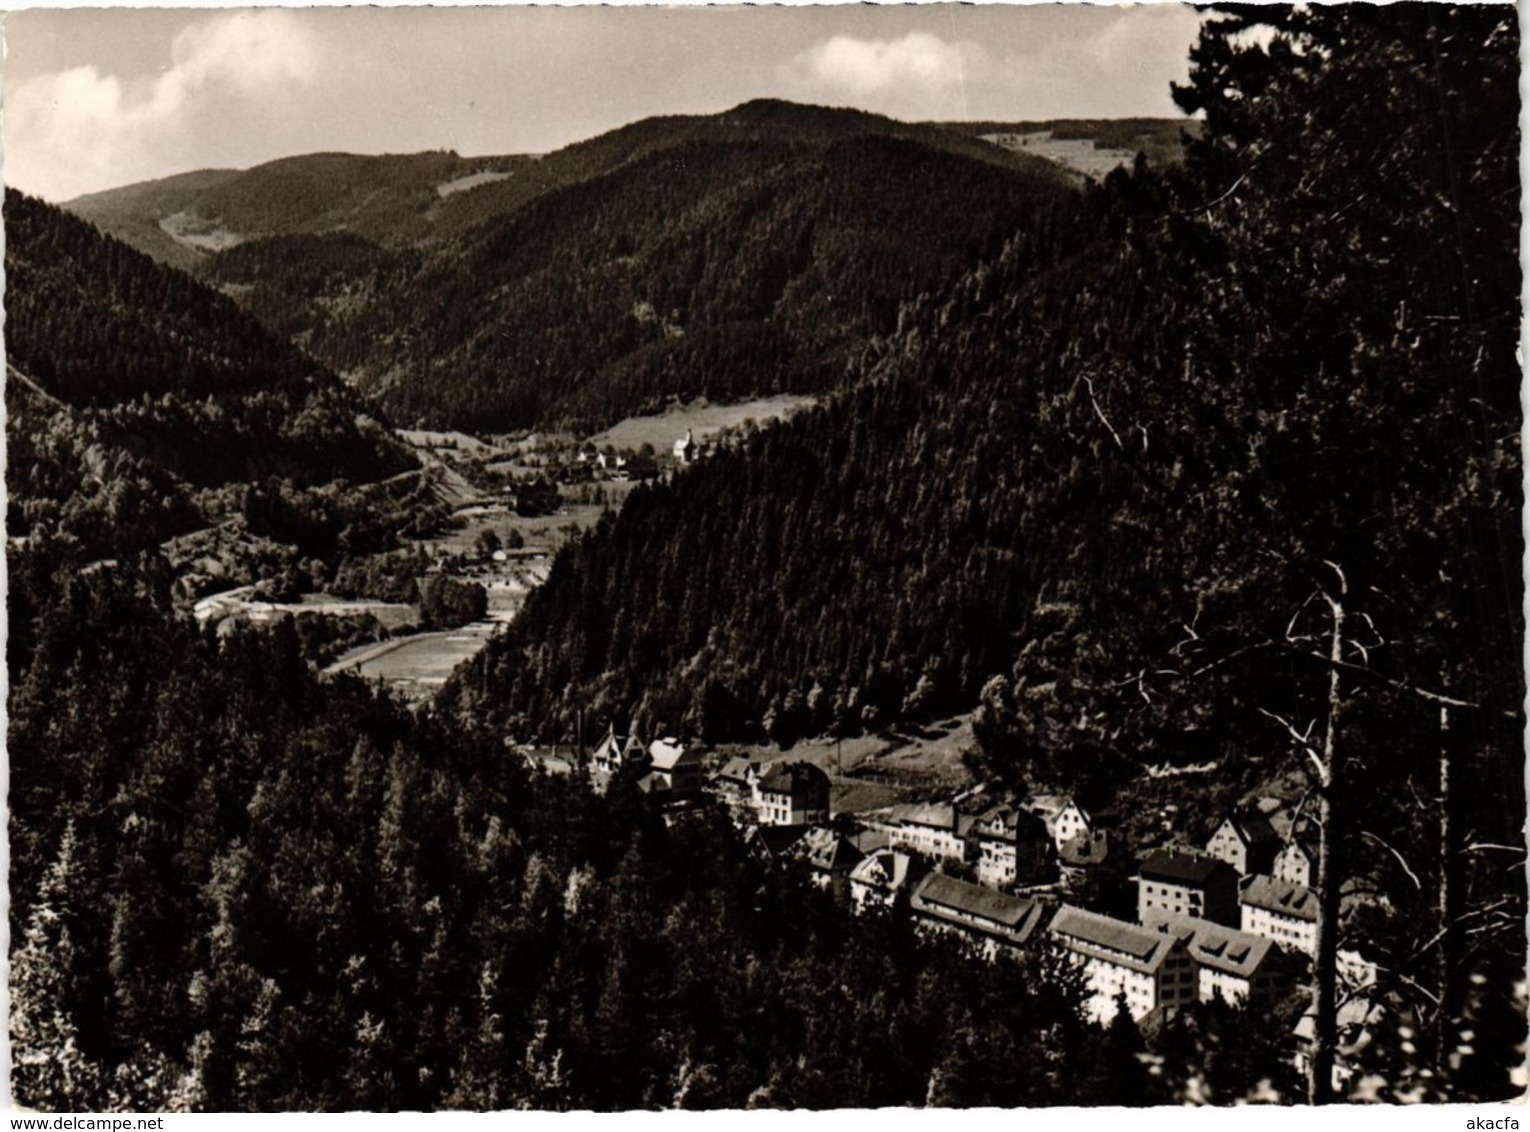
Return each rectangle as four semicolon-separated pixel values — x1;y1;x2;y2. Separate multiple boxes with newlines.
791;32;983;96
5;10;322;201
781;32;991;119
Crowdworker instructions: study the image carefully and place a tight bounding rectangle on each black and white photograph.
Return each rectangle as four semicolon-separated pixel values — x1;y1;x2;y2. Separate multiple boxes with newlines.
2;0;1524;1113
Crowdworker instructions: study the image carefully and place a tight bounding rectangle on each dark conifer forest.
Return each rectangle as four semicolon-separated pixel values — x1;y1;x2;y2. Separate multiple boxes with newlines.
9;3;1524;1112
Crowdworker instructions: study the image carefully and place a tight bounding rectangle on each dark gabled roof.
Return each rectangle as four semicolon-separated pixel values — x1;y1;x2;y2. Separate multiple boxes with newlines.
758;760;830;798
1059;830;1115;867
976;805;1050;843
1240;874;1319;922
1214;811;1279;846
791;827;865;874
1139;849;1236;887
751;824;809;858
889;801;957;831
911;874;1047;945
849;849;920;891
1048;905;1182;975
714;755;756;784
1142;912;1276;978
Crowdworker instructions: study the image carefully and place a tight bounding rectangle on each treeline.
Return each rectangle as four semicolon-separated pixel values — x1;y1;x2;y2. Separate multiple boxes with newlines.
9;556;1301;1110
447;5;1524;1078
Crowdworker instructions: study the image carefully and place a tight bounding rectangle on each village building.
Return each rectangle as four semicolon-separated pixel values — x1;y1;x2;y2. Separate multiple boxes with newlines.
848;849;925;914
1049;800;1093;849
708;756;761;823
1239;874;1320;956
1049;905;1199;1023
910;873;1049;959
1059;830;1116;881
789;827;866;900
1204;812;1281;876
1142;912;1286;1007
974;805;1055;889
756;761;831;826
1293;997;1386;1093
749;823;809;864
882;802;975;863
673;429;698;465
590;725;647;779
1136;849;1241;927
1273;837;1317;888
646;737;704;797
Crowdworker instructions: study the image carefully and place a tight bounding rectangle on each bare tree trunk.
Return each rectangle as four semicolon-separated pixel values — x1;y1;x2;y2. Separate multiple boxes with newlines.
1308;593;1346;1104
1435;702;1461;1068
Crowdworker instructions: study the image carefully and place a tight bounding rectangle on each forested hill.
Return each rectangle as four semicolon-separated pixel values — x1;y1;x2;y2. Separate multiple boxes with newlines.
450;3;1522;898
5;191;412;551
69;101;1078;433
66;151;537;272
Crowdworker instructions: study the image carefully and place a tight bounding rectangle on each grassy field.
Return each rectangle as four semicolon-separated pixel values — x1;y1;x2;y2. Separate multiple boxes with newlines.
982;131;1138;180
588;395;817;453
717;714;978;814
327;623;501;698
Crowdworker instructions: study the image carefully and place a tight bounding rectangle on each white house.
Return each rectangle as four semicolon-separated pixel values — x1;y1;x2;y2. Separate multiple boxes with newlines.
1273;838;1317;888
756;761;831;827
647;738;703;796
1240;874;1320;956
849;850;924;914
1204;812;1281;876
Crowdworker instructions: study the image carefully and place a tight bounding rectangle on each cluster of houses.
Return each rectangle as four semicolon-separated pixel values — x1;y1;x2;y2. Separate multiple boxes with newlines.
577;727;1366;1064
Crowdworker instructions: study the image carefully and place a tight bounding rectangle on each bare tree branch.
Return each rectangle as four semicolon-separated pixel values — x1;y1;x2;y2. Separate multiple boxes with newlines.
1258;707;1328;784
1359;829;1422;889
1080;376;1124;450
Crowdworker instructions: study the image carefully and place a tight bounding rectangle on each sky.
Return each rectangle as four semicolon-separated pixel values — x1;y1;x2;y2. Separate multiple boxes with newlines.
1;3;1206;203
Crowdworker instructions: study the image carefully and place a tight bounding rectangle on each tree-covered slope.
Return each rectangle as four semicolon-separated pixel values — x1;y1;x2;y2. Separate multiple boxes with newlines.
72;101;1077;433
287;121;1071;432
4;191;412;552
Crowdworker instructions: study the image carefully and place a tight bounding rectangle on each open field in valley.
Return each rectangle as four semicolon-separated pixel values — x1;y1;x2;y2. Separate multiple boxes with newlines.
588;395;817;453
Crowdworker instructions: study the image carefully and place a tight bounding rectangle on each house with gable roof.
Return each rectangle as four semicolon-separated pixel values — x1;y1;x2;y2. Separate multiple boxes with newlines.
974;805;1055;889
590;725;647;777
1272;836;1318;888
789;826;865;899
756;760;830;826
1240;874;1320;956
1204;811;1281;876
1143;911;1288;1007
646;737;703;797
849;849;926;914
1049;799;1093;849
1137;848;1241;927
1049;905;1199;1023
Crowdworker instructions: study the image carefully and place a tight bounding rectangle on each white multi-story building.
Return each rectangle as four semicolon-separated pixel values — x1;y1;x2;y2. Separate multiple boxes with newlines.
882;802;972;863
1049;905;1198;1023
1143;912;1286;1007
756;761;830;826
1273;838;1317;888
1240;874;1320;956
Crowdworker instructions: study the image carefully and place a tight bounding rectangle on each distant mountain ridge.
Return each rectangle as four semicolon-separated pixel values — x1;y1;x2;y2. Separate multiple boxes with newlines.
66;99;1093;433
